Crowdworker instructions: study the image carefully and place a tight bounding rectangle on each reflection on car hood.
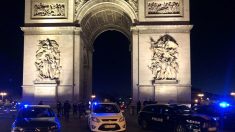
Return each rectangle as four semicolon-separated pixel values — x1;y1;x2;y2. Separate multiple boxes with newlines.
92;113;122;118
15;117;57;127
191;113;212;120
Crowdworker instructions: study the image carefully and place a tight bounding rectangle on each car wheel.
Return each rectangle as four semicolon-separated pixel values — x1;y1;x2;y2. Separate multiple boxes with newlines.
175;124;186;132
140;120;149;130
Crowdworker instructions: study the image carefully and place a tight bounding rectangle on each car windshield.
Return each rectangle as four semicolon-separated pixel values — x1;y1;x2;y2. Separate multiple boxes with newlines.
93;104;120;113
172;105;191;114
17;107;55;118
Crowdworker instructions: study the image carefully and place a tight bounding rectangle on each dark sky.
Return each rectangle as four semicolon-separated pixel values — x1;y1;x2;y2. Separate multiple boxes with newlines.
0;0;235;98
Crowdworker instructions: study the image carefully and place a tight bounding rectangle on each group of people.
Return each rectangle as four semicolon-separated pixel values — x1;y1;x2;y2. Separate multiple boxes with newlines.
56;100;87;120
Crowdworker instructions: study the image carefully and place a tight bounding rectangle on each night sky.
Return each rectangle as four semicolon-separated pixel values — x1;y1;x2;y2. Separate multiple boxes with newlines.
0;1;235;99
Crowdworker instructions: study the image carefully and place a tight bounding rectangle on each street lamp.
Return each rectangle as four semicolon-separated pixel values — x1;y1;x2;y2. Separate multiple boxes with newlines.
91;94;96;99
91;94;96;102
0;92;7;101
230;92;235;96
197;93;204;97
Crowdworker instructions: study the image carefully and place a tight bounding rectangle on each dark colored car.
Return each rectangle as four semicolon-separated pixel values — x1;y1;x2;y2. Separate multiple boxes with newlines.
138;104;217;132
11;105;61;132
192;103;235;130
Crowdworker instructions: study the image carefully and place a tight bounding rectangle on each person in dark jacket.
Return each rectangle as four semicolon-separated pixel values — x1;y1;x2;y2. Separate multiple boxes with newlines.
64;100;71;120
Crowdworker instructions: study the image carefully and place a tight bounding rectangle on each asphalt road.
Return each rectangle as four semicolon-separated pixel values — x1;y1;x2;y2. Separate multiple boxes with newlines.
0;111;233;132
0;111;151;132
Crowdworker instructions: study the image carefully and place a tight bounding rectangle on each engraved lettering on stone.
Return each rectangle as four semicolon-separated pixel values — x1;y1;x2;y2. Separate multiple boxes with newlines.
33;2;65;17
35;38;61;80
148;34;179;80
146;0;181;17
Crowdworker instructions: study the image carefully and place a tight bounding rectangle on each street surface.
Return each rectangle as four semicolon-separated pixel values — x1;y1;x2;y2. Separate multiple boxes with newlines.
0;111;154;132
0;110;233;132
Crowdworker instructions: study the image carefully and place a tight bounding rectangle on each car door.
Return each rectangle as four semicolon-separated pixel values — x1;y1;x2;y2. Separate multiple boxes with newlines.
150;106;163;128
161;106;176;130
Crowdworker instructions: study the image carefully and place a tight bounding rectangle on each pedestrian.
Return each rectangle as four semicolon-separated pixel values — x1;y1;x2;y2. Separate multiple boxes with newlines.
64;100;71;120
137;100;141;114
73;102;78;118
78;102;85;119
56;101;62;117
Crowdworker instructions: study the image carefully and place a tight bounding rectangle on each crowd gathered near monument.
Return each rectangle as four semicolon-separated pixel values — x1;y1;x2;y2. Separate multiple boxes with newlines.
36;99;158;120
37;100;88;120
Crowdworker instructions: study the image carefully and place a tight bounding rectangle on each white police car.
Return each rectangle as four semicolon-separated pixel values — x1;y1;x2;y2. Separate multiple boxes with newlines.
88;102;126;132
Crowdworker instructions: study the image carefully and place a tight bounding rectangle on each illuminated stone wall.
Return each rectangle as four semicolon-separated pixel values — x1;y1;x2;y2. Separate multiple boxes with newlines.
22;0;192;104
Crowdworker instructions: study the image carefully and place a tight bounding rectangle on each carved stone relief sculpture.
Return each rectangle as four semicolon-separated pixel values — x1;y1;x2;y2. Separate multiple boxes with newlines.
35;38;62;81
32;0;67;18
145;0;182;17
125;0;138;13
75;0;138;18
75;0;89;18
148;34;179;80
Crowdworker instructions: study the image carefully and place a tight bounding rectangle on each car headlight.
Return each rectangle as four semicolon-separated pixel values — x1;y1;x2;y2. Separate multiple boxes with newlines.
91;117;101;123
11;127;24;132
119;116;125;122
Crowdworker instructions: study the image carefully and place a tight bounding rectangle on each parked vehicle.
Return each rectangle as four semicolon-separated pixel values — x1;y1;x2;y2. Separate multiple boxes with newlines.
88;102;126;132
192;102;235;130
11;105;61;132
138;104;217;132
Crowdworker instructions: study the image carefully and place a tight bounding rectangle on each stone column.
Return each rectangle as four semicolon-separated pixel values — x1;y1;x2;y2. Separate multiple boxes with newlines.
130;26;139;103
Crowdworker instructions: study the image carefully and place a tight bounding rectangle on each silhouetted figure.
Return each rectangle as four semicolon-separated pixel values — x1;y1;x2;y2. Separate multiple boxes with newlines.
73;103;78;117
137;100;141;114
38;101;43;105
78;102;85;119
64;100;71;120
56;101;62;117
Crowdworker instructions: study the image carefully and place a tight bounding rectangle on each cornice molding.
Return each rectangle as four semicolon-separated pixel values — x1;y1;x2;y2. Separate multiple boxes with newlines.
21;26;82;35
131;25;193;34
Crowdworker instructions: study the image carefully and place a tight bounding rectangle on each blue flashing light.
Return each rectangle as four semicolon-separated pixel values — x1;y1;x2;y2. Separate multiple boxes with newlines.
93;102;98;106
24;105;29;108
219;101;230;108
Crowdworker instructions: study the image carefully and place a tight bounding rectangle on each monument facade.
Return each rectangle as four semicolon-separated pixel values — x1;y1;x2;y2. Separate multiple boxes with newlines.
22;0;192;104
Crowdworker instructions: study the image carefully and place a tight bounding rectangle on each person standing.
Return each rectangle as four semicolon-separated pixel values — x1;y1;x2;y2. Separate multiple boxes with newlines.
73;102;78;118
56;101;62;117
64;100;71;120
137;100;141;114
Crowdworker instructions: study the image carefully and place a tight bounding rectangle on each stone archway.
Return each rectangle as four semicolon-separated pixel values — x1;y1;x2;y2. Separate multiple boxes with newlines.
22;0;192;105
74;0;137;102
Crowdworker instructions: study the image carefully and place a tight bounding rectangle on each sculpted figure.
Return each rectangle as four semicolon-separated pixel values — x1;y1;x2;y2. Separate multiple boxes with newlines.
35;38;61;80
148;35;179;80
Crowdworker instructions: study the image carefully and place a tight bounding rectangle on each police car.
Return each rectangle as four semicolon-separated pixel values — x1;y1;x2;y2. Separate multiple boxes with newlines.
138;104;217;132
88;102;126;132
192;102;235;130
11;105;61;132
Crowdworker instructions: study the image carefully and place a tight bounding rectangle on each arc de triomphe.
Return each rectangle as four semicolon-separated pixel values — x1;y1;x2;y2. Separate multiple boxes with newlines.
22;0;192;104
